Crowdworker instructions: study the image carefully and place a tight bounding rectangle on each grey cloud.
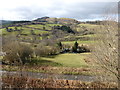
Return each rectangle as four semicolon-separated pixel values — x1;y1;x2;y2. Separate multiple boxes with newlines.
11;2;117;21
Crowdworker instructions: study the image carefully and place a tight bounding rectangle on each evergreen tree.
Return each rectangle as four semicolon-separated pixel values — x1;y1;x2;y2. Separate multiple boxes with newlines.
6;27;8;31
72;41;78;52
57;42;62;49
14;27;17;31
43;26;45;30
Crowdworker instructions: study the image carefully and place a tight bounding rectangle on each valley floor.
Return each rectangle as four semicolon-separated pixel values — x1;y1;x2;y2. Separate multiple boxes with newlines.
1;53;117;83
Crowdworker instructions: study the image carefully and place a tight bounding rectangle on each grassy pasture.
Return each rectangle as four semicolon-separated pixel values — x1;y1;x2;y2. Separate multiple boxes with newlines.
26;24;51;30
78;24;99;28
62;40;95;45
2;52;103;76
25;24;61;30
76;24;100;32
34;30;49;34
31;53;90;68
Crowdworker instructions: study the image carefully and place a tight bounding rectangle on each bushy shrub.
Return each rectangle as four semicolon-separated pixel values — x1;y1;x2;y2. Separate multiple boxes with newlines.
3;42;33;65
34;45;49;57
77;45;90;53
49;46;59;55
34;45;59;57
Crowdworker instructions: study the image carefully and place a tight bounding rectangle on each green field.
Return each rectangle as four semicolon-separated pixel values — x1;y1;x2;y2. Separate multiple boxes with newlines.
78;34;96;37
26;24;50;30
0;27;50;35
25;24;61;30
76;23;100;32
78;24;99;28
62;40;95;45
34;30;49;34
31;53;90;68
0;23;62;35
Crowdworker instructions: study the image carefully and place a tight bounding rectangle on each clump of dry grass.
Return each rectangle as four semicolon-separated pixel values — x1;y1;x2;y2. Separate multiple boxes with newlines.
2;75;117;89
2;65;96;75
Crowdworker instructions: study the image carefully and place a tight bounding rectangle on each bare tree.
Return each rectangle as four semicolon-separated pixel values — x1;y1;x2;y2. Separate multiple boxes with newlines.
93;4;119;84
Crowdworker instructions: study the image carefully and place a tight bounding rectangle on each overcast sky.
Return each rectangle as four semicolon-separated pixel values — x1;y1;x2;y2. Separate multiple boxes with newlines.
0;0;118;21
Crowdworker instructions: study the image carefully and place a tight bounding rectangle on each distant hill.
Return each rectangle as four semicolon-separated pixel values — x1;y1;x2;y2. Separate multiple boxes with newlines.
1;17;115;28
33;17;80;25
0;20;31;28
33;17;50;22
0;20;13;25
